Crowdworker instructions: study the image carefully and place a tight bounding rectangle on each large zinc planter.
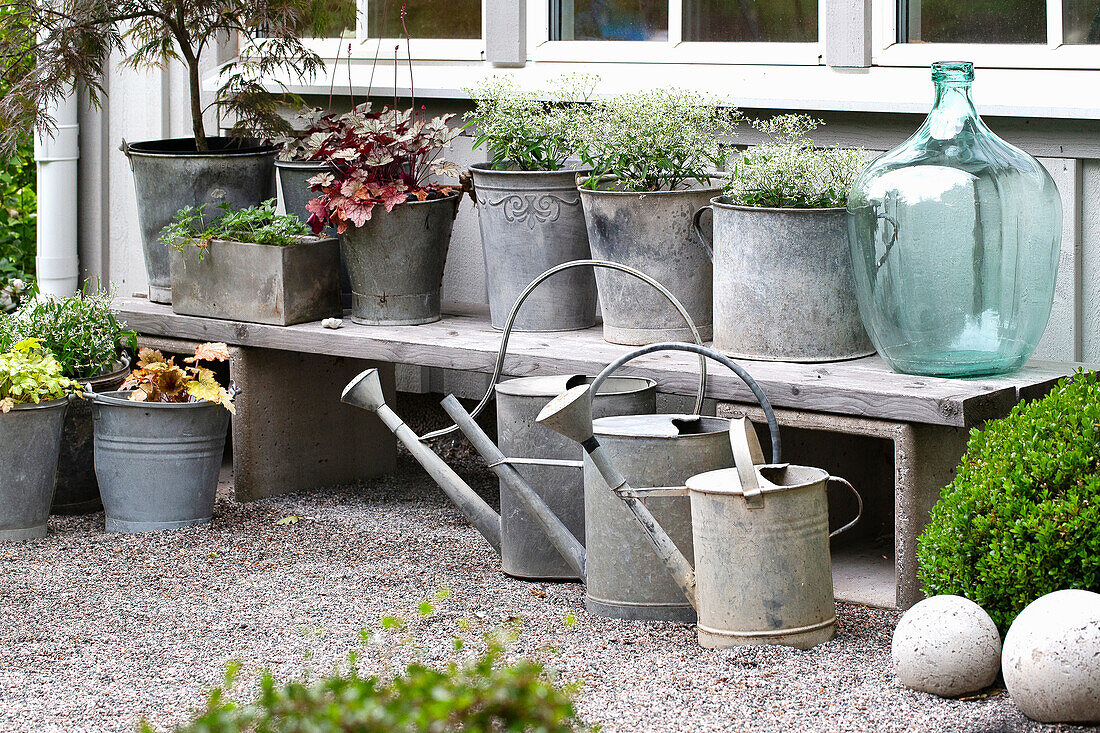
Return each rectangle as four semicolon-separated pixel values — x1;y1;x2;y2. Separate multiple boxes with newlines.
276;159;351;307
52;360;129;515
123;138;277;304
695;197;874;362
92;392;230;533
341;193;461;326
470;164;596;331
0;399;68;540
169;236;342;326
579;181;717;345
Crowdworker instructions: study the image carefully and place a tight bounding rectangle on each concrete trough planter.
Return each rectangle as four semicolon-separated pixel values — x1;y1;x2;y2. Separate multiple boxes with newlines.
169;236;342;326
470;164;596;332
695;197;874;362
0;398;68;540
92;392;230;534
579;180;717;345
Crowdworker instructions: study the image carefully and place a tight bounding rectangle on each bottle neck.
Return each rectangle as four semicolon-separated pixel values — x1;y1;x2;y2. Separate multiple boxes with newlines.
927;82;982;140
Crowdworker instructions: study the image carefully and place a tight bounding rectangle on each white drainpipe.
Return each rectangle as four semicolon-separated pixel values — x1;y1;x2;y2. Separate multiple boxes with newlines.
34;91;80;297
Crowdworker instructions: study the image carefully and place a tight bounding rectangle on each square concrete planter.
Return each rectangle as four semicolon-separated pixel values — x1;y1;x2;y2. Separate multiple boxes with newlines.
170;236;342;326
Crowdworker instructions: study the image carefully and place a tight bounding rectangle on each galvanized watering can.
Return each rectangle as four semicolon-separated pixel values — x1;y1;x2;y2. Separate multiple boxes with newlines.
537;343;863;650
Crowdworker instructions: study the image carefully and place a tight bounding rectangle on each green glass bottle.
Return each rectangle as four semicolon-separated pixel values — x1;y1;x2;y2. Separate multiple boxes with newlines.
847;62;1061;377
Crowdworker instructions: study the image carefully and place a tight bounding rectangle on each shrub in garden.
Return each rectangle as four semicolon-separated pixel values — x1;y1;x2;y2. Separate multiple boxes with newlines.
917;371;1100;632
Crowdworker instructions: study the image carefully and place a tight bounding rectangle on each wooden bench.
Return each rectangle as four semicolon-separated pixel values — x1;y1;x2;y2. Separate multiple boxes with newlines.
115;297;1086;611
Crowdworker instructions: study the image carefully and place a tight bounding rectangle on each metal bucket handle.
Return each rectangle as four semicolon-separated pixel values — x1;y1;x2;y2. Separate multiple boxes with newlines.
590;342;781;464
419;259;709;442
691;203;715;261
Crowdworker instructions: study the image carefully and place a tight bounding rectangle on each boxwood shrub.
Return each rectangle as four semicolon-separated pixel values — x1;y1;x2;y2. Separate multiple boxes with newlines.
917;370;1100;632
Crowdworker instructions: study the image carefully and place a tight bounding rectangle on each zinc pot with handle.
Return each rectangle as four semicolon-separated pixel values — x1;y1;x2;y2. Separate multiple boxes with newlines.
471;164;597;332
91;392;231;533
693;197;874;362
0;398;68;540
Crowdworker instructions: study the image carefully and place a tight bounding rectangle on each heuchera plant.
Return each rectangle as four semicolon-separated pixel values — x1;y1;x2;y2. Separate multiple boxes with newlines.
122;343;235;413
302;104;462;234
0;338;81;413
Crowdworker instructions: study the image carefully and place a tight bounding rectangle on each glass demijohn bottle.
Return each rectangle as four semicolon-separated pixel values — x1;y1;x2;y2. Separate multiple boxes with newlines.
846;62;1061;377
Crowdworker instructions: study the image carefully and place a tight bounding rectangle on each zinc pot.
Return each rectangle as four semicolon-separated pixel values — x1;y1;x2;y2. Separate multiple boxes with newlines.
52;360;130;515
579;181;717;345
341;193;461;326
471;164;596;331
695;197;874;362
92;392;230;533
0;398;68;540
169;236;342;326
123;137;277;304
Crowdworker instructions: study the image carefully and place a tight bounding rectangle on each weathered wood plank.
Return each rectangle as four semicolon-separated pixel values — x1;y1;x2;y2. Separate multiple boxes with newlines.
114;298;1086;428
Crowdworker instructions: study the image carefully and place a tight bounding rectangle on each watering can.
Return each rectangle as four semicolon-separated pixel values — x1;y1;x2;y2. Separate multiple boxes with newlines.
537;343;863;650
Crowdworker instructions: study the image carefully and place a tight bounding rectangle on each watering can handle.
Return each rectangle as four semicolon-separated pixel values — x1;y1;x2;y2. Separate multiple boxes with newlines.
827;476;863;538
729;417;765;508
692;205;714;261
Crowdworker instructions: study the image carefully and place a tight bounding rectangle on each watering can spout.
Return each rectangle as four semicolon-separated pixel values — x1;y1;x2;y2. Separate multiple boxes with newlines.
536;385;699;610
341;369;503;554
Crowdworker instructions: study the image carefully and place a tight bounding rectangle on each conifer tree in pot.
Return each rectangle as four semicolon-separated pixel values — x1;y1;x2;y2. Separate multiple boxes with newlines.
0;0;345;303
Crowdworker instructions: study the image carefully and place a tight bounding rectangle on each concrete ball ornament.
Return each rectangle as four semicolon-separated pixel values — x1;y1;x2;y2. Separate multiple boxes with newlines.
1002;589;1100;724
892;595;1001;697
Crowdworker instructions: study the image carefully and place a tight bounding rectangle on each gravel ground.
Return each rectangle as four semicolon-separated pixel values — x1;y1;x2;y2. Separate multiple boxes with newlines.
0;446;1095;733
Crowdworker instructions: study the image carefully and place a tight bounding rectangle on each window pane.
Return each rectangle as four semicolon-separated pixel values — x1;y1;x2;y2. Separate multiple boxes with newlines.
312;0;357;38
1064;0;1100;42
901;0;1044;43
554;0;669;41
368;0;481;38
684;0;817;42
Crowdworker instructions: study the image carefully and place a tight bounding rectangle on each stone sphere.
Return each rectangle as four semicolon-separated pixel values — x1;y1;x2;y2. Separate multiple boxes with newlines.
892;594;1002;697
1002;589;1100;724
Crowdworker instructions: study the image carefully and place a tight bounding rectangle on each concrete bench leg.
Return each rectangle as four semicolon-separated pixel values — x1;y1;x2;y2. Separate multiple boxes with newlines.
228;347;397;501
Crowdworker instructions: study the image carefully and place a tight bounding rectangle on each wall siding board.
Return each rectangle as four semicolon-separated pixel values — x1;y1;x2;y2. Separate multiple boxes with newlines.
1035;157;1081;362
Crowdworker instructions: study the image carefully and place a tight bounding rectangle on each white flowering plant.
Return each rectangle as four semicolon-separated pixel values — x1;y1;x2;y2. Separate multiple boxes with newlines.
463;75;596;171
573;88;741;193
724;115;866;209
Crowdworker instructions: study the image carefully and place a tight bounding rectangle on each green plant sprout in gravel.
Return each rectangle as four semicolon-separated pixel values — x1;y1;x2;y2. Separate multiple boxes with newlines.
724;115;865;209
161;199;312;256
0;337;81;412
917;370;1100;632
0;289;136;380
574;88;741;192
463;75;597;171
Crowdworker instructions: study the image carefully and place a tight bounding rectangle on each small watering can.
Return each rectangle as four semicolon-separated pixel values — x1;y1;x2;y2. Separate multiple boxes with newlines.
538;343;862;650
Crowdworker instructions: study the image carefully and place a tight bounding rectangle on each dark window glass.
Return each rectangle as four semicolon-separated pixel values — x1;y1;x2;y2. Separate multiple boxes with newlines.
312;0;357;38
1064;0;1100;42
684;0;818;42
900;0;1044;43
369;0;482;38
554;0;669;41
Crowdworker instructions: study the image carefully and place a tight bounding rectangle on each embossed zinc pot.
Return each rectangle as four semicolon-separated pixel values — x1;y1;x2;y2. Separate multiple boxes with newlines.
341;193;461;325
123;138;277;304
52;360;129;515
0;398;68;540
694;197;874;362
92;392;230;533
579;180;717;345
471;164;596;331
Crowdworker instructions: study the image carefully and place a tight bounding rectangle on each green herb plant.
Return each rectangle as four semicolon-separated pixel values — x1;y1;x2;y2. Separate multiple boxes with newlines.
0;337;81;413
121;343;235;413
0;289;137;380
724;115;865;209
573;88;742;192
917;370;1100;632
463;75;597;171
161;200;312;258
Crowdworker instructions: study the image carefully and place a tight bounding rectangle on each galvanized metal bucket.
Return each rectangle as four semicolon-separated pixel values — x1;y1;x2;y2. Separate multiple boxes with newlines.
693;197;874;362
579;180;717;345
0;398;68;540
91;392;230;533
123;138;277;304
471;164;597;332
340;193;460;325
495;374;656;580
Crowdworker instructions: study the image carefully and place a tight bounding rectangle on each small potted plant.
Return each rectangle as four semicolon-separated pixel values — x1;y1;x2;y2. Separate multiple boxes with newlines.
0;289;137;514
91;343;235;534
463;75;596;332
164;199;342;326
695;115;872;362
305;104;462;326
0;338;81;540
573;89;741;345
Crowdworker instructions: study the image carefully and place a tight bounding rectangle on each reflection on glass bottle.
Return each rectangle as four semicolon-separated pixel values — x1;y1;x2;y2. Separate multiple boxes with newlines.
846;61;1061;378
